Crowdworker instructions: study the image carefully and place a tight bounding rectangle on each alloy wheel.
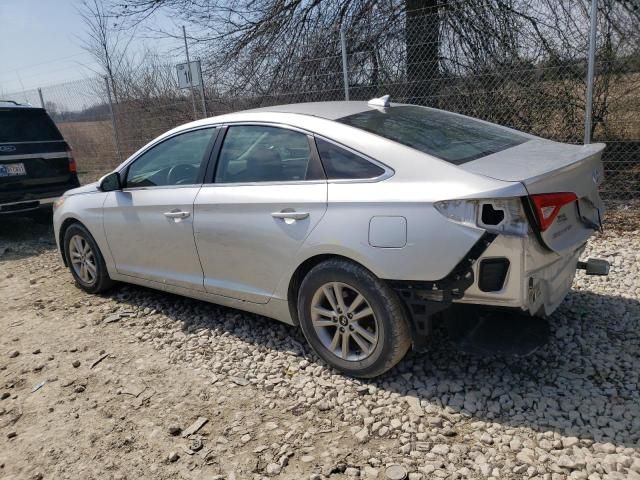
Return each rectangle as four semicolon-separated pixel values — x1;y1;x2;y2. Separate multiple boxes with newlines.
69;234;97;284
310;282;379;361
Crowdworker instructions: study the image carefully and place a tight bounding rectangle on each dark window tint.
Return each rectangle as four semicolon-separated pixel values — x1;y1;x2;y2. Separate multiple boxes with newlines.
337;106;527;165
0;109;63;142
126;128;214;188
215;126;313;183
315;138;385;179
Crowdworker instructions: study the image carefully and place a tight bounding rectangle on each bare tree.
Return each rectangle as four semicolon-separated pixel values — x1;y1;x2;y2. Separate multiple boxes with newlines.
108;0;448;102
77;0;135;102
105;0;639;144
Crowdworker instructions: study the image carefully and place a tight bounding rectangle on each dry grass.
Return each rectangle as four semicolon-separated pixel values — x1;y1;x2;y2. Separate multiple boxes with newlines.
57;120;120;177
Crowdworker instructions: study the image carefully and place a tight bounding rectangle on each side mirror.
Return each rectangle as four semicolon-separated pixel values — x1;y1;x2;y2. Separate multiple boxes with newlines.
99;172;122;192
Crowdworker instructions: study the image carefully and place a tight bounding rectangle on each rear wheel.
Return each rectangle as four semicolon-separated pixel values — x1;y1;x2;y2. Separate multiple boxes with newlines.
63;223;114;294
297;259;411;378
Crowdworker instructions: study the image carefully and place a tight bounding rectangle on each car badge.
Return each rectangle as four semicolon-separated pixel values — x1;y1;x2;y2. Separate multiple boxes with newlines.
592;167;603;185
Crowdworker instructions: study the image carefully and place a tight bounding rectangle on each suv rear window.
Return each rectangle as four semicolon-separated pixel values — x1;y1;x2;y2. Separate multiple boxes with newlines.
0;108;63;143
337;106;527;165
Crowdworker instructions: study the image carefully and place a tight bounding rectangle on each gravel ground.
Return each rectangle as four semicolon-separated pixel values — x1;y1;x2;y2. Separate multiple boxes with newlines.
0;215;639;480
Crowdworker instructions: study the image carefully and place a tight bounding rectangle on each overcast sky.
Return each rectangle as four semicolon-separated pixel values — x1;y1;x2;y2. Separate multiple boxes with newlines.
0;0;182;96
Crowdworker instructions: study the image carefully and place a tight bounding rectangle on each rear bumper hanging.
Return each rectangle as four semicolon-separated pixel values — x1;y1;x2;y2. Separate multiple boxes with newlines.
388;232;496;347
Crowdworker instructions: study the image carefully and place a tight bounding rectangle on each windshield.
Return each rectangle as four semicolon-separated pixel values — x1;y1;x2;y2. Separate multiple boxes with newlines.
337;106;528;164
0;108;63;143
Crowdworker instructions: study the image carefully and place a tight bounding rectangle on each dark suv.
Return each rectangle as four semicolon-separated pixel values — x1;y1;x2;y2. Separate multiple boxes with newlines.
0;100;79;217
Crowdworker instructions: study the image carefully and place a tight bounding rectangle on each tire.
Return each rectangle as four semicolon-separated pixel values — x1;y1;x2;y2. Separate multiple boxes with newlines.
63;223;115;294
297;259;411;378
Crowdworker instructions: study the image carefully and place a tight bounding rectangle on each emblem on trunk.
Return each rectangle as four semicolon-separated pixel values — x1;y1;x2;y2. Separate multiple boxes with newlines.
592;167;603;185
0;145;17;152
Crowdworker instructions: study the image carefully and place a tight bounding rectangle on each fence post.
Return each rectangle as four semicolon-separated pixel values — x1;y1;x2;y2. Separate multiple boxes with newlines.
584;0;598;144
183;26;199;120
37;88;45;108
340;25;350;101
104;76;123;164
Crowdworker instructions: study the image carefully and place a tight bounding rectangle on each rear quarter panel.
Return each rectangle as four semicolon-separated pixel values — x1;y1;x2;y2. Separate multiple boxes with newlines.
272;177;528;301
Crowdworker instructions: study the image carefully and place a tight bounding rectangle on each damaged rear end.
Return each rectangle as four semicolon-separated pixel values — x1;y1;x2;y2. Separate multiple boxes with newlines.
439;139;609;316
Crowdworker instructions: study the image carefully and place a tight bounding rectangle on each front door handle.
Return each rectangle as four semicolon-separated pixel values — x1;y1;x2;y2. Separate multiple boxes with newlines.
164;210;191;219
271;211;309;220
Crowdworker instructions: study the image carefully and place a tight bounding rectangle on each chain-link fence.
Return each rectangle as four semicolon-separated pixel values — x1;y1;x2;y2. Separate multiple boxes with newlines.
4;2;639;202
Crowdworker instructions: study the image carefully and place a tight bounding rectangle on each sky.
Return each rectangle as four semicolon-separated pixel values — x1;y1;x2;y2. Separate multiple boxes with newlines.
0;0;182;96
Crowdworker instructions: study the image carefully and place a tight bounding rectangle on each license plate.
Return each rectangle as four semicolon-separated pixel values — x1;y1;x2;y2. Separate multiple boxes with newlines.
0;163;26;177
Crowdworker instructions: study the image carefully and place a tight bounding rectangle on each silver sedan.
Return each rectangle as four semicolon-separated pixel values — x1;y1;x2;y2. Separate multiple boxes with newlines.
53;98;609;377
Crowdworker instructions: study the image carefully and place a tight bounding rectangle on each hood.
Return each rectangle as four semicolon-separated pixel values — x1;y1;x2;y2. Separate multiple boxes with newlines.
66;182;99;196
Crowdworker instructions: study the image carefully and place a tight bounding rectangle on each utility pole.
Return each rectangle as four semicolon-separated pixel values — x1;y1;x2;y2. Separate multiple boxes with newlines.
183;25;198;120
340;26;349;101
584;0;598;144
197;60;207;117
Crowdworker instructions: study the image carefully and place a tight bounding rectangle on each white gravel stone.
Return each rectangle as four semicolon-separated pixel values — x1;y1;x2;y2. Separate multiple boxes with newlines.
15;225;636;479
266;463;281;475
355;428;369;443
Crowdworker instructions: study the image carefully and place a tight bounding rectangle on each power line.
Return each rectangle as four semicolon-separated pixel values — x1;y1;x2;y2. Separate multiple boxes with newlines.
0;51;94;75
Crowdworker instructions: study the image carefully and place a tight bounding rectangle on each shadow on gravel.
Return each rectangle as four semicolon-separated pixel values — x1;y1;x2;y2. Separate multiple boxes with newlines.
107;281;639;449
0;214;57;261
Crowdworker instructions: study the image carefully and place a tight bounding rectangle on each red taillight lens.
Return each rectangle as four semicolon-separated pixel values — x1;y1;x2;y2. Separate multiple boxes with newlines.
530;192;577;231
67;148;77;173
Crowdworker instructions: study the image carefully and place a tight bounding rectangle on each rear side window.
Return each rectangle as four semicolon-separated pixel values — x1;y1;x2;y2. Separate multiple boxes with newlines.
315;138;385;180
337;106;527;165
215;126;315;183
0;109;63;142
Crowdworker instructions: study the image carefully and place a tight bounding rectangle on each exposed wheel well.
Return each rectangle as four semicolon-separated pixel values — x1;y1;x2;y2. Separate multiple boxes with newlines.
287;254;371;325
58;218;82;266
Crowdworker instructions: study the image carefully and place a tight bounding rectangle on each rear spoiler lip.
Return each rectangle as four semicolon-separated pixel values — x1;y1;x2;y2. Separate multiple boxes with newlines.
460;140;606;184
518;143;606;191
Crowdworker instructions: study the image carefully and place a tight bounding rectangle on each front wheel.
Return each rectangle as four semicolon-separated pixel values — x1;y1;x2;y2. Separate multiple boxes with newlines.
297;259;411;378
63;223;114;294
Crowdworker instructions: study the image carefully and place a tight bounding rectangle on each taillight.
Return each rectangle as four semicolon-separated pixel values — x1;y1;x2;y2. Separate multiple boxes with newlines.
530;192;577;231
67;147;77;173
434;198;529;236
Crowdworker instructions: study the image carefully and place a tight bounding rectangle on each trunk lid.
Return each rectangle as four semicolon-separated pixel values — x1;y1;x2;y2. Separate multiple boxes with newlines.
462;139;605;253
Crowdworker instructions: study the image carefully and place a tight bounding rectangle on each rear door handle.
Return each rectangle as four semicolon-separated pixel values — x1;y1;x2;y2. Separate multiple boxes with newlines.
271;211;309;220
164;210;191;219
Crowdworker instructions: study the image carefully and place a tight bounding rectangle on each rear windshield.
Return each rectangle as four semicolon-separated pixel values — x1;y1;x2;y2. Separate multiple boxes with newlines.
337;106;527;164
0;108;63;143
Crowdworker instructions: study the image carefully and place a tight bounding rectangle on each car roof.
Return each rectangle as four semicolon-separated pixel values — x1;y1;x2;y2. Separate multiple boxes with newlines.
243;101;376;120
0;100;40;109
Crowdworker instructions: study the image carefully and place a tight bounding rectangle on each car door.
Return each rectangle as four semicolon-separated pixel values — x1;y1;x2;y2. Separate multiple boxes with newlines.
193;124;327;303
103;127;217;291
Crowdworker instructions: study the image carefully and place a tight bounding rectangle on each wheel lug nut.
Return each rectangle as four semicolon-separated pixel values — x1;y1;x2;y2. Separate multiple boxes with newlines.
349;325;354;331
340;327;345;332
347;313;353;319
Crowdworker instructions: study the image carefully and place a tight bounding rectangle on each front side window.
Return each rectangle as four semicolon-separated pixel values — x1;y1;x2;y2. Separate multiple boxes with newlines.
215;126;315;183
315;138;385;179
337;106;527;165
126;128;214;188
